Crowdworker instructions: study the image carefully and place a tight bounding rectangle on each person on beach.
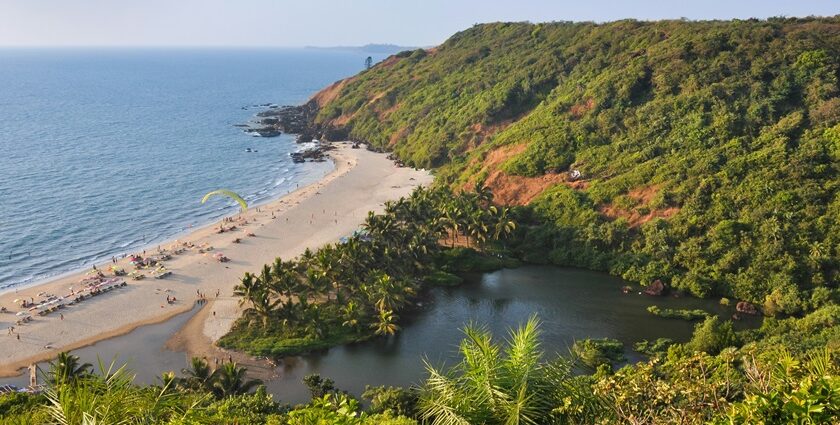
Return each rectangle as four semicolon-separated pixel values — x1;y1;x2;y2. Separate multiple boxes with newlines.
60;313;64;321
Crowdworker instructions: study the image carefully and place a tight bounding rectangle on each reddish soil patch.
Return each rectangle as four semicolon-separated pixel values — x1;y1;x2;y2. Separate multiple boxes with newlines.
332;113;355;126
485;143;528;168
485;171;567;205
466;143;587;206
569;98;595;118
599;184;680;227
378;55;402;68
627;184;660;204
379;102;402;118
470;119;515;142
310;77;354;107
389;126;410;146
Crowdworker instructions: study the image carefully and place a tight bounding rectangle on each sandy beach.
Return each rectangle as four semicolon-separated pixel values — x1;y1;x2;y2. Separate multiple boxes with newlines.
0;143;433;377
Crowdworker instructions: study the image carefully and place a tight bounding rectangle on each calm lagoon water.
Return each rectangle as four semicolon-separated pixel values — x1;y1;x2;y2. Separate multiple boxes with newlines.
0;48;383;290
0;266;759;404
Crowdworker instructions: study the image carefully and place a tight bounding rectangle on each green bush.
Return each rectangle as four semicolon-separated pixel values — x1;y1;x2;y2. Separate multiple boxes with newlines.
647;305;711;321
687;316;739;354
573;338;626;369
422;270;463;287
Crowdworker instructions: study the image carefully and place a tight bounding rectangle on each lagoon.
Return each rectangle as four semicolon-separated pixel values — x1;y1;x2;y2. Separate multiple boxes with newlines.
0;265;758;404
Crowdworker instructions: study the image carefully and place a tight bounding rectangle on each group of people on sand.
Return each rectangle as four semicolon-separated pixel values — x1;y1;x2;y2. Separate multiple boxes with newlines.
7;325;21;340
194;288;220;306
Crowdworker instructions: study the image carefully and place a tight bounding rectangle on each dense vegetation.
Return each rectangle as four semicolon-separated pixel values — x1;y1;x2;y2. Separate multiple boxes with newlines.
311;17;840;310
4;17;839;424
3;312;837;424
218;185;516;356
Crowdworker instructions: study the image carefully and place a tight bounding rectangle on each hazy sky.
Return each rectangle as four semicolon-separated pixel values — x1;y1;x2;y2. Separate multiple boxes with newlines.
1;0;837;47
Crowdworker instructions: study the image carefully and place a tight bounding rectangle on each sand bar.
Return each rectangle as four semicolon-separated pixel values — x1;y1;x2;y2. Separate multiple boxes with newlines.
0;144;433;376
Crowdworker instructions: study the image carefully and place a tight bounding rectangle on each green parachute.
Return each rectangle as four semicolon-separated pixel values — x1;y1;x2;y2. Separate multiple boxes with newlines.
201;189;248;212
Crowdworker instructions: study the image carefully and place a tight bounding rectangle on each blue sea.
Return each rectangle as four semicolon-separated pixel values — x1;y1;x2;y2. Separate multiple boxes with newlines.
0;48;379;290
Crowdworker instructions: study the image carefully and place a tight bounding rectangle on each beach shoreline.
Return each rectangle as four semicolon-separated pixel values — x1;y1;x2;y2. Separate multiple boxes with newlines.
0;143;433;377
0;160;329;298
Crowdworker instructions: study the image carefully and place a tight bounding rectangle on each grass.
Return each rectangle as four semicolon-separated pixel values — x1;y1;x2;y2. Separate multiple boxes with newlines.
218;321;370;357
647;305;711;321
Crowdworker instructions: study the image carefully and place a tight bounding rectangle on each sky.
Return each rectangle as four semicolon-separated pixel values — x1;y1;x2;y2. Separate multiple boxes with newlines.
0;0;837;47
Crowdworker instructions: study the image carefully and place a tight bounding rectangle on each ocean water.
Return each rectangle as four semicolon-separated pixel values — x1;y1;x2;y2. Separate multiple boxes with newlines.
0;48;378;290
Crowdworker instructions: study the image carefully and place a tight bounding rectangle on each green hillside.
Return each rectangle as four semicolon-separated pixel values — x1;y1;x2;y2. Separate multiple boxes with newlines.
310;17;840;308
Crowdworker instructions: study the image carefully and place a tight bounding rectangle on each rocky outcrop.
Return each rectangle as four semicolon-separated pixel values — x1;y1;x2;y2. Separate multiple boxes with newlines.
643;279;666;296
290;144;335;163
238;102;322;139
736;301;759;315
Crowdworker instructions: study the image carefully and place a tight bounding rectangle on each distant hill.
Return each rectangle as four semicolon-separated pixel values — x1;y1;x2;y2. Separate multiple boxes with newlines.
304;43;415;55
303;18;840;306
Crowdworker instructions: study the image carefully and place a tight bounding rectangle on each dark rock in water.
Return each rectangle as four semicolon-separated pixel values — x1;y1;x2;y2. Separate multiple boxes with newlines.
247;127;282;137
232;124;249;128
296;132;314;144
246;104;318;138
643;279;666;296
736;301;759;315
290;143;336;163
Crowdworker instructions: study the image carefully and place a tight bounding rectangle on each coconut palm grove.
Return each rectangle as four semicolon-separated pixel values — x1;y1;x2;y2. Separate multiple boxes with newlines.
2;16;840;425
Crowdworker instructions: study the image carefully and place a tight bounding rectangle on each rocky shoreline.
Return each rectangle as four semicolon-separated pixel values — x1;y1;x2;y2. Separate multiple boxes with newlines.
237;102;320;142
238;101;344;163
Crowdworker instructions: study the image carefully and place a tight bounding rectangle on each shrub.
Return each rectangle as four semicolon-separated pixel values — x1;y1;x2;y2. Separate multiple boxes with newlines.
687;316;739;354
573;338;626;369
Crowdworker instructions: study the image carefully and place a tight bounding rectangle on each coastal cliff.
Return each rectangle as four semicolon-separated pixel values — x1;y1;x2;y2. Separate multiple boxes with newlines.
292;18;840;308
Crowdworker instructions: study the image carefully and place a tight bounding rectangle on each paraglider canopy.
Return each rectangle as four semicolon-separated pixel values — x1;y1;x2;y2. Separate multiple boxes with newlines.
201;189;248;212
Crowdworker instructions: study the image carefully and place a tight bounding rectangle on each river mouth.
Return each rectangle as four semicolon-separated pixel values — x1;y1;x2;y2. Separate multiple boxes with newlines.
0;266;760;405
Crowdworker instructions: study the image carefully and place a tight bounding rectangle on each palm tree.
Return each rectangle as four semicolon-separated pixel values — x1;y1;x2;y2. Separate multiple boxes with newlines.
474;182;494;206
45;360;187;424
181;357;214;392
341;300;364;332
441;208;463;247
48;352;92;385
233;272;259;307
491;206;517;242
418;316;574;425
258;264;274;291
367;272;413;313
210;363;263;398
466;209;490;248
372;309;400;336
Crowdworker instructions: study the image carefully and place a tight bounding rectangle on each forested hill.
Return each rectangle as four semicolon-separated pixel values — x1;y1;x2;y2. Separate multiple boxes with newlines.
308;18;840;308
